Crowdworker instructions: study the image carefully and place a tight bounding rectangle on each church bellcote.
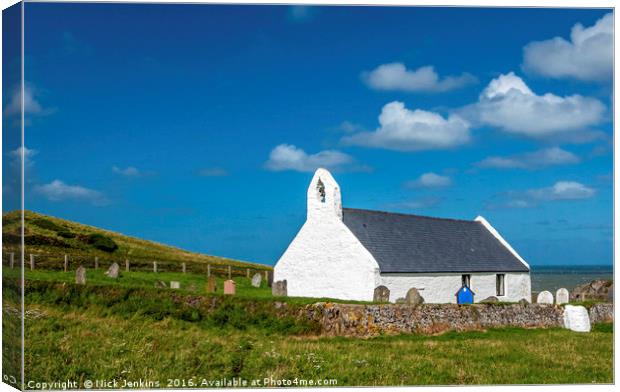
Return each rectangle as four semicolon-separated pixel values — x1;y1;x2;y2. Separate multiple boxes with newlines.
307;168;343;221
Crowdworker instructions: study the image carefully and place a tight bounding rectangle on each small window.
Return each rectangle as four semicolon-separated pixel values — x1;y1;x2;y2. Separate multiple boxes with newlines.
316;178;326;203
496;274;505;296
461;274;471;288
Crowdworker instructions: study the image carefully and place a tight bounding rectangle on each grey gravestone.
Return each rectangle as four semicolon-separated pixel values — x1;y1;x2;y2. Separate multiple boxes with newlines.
170;281;180;289
105;263;120;279
75;266;86;285
481;296;499;303
405;288;424;305
272;280;287;297
155;280;167;288
251;273;262;288
206;276;217;293
536;290;554;304
518;298;529;307
373;285;390;302
555;288;569;305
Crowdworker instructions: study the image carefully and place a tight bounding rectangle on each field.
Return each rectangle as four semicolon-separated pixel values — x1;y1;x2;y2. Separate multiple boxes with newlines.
2;211;615;387
2;270;614;387
20;301;615;386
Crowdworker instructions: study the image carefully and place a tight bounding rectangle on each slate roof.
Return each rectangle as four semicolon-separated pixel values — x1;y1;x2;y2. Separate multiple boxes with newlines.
342;208;529;274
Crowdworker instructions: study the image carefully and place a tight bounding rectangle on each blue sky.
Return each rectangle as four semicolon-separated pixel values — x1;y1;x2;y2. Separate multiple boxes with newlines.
4;4;613;266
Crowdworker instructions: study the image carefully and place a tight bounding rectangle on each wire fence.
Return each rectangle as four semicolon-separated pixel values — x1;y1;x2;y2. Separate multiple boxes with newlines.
2;250;274;284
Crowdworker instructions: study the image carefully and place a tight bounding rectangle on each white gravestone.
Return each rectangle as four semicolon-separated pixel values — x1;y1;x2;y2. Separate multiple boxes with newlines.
537;290;554;304
556;288;569;305
170;281;180;289
563;305;591;332
251;273;262;288
105;263;119;279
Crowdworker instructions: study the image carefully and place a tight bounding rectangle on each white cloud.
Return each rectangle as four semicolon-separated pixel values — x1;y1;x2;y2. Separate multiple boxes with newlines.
476;147;580;169
527;181;595;201
8;146;37;168
336;121;365;133
406;172;452;188
342;101;471;151
505;199;534;208
362;63;476;93
485;199;535;210
264;144;366;173
35;180;108;205
465;72;605;139
197;167;229;177
488;180;596;210
523;13;612;81
112;166;157;177
112;166;141;177
3;84;53;118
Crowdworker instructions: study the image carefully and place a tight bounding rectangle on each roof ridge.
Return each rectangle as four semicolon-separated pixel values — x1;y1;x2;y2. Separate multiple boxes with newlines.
342;207;476;223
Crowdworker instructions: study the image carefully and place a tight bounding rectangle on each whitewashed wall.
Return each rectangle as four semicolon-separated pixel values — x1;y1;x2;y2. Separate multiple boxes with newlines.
274;168;532;304
378;272;531;303
273;169;380;301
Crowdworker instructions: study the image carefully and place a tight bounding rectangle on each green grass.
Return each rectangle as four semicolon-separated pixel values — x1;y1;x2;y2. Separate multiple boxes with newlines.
1;270;612;387
4;268;373;306
20;303;612;386
7;268;272;298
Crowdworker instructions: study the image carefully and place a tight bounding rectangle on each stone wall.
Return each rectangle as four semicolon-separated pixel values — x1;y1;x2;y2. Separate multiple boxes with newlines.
588;303;614;324
306;302;571;337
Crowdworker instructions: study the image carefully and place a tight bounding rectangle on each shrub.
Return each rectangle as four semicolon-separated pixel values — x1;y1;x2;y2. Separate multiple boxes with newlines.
79;233;118;253
57;231;76;239
2;213;20;226
2;233;72;248
24;235;71;248
31;218;65;232
2;233;20;244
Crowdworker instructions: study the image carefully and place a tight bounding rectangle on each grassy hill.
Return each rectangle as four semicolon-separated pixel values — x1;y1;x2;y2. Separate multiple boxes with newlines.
2;210;271;271
1;211;613;387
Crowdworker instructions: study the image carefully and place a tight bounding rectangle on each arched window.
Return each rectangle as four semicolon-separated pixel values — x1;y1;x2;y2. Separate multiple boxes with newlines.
316;178;326;203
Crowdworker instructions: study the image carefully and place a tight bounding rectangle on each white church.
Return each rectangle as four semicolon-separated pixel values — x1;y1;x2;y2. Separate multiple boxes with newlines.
273;168;532;303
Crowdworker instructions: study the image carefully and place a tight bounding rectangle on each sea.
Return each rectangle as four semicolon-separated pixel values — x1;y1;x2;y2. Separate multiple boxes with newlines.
530;265;613;293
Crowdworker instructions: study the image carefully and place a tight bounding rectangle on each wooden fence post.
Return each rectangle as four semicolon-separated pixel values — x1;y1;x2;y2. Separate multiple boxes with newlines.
153;261;157;273
125;259;129;272
264;270;268;281
228;265;231;279
207;264;211;277
64;254;68;272
9;252;14;269
30;254;35;270
95;257;99;270
246;268;250;278
182;262;186;274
